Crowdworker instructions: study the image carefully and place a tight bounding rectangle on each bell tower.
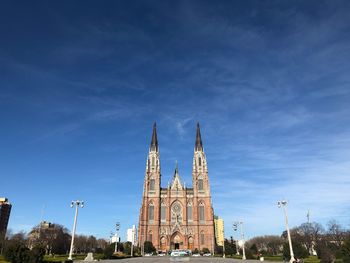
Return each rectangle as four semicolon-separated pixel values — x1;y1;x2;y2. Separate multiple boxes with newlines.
139;123;161;250
143;122;161;195
192;123;210;196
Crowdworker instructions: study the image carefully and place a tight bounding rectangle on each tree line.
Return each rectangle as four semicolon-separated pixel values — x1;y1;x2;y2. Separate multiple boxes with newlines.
243;220;350;262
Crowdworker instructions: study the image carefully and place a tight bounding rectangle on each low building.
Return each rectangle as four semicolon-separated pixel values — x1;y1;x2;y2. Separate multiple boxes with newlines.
214;216;224;246
127;225;137;245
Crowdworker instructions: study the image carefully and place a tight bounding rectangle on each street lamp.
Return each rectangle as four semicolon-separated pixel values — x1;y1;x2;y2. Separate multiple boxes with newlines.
278;200;295;263
130;225;136;257
222;226;225;258
68;200;84;260
233;223;239;255
233;221;246;260
115;222;120;253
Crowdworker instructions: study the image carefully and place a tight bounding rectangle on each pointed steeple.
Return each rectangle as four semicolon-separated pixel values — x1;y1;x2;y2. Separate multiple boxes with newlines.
171;161;183;190
174;160;179;177
195;122;203;151
150;122;158;152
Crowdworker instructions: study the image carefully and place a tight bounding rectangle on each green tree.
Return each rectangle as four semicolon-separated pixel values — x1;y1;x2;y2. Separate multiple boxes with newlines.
103;243;116;259
28;245;45;263
316;241;335;263
123;241;132;255
224;238;236;255
283;241;308;260
4;240;30;263
341;237;350;263
143;241;156;254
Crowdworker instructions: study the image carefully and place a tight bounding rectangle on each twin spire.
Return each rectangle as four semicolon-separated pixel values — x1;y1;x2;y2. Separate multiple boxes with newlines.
195;122;203;151
150;122;203;152
150;122;158;152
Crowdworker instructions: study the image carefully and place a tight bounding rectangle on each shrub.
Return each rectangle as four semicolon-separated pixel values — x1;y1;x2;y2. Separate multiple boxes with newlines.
202;247;210;254
28;245;45;263
143;241;156;254
341;237;350;263
283;241;308;260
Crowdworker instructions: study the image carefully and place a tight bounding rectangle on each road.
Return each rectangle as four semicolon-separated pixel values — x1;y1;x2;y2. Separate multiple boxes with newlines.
78;257;278;263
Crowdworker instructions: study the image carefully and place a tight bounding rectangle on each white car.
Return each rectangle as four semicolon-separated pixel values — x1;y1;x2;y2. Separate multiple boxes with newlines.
203;253;211;257
145;253;153;256
170;251;180;257
192;253;201;257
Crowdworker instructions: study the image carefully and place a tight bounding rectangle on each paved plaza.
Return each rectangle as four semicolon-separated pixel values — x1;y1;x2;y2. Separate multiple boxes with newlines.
78;257;278;263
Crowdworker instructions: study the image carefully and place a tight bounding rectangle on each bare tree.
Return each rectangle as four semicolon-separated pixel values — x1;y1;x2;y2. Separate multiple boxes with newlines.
327;220;345;249
247;235;283;255
28;222;70;254
298;222;324;254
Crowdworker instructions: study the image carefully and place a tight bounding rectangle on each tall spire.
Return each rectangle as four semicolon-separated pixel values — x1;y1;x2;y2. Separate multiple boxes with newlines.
174;160;179;177
150;122;158;152
195;122;203;151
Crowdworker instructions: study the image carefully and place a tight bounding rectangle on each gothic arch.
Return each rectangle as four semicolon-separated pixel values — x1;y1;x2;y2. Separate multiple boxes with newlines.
160;236;167;251
170;231;184;249
148;230;153;243
188;236;194;250
170;199;183;207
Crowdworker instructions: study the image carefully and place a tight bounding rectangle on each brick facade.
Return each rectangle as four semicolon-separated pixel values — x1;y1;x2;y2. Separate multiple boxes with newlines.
138;123;215;253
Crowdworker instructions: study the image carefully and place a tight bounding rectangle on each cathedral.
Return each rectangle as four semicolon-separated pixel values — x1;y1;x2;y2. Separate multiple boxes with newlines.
138;123;215;253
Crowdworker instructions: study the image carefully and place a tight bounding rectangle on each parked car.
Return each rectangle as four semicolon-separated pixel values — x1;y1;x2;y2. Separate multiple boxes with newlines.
145;253;153;256
203;253;211;257
192;253;201;257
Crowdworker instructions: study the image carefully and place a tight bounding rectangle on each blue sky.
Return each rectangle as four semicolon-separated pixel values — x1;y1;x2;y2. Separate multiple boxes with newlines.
1;0;350;240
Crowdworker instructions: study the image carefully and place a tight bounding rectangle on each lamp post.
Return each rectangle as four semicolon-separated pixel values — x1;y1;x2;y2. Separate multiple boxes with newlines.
234;221;246;260
115;222;120;253
68;200;84;260
222;226;225;258
233;223;239;255
278;200;295;263
130;225;136;257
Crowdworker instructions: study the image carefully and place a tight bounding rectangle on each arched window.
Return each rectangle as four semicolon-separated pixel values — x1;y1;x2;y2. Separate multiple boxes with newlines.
199;203;205;222
187;203;193;222
161;203;166;222
198;178;204;190
198;156;202;166
200;231;205;245
148;231;153;242
148;203;154;222
149;179;155;190
152;156;155;166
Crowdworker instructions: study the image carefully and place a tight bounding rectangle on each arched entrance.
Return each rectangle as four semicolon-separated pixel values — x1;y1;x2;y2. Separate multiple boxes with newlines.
160;236;167;251
171;232;183;250
188;236;194;250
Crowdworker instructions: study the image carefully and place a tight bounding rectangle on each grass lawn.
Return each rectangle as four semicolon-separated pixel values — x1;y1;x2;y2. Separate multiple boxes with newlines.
0;255;9;263
43;253;105;262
